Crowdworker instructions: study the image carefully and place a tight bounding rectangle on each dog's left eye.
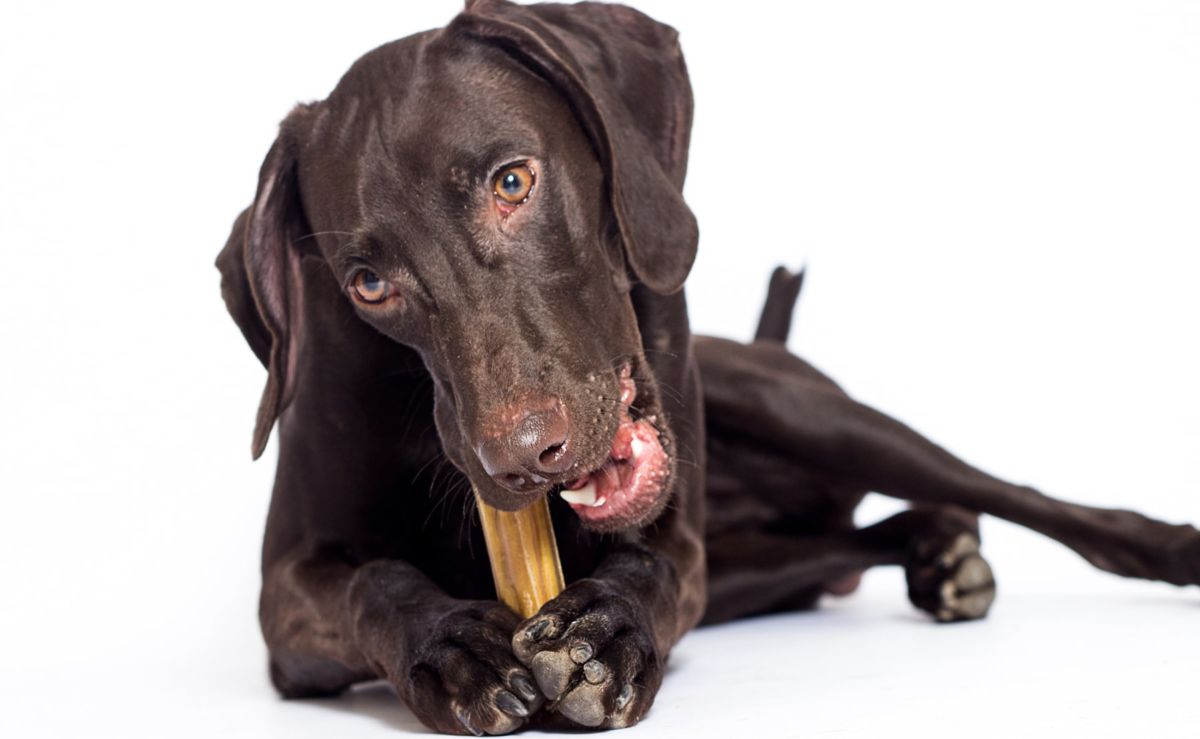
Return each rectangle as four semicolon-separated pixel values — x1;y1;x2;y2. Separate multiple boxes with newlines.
493;164;535;205
349;269;399;305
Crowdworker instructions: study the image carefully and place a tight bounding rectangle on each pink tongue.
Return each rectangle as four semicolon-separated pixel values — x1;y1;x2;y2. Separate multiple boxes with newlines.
571;412;667;521
564;412;641;493
563;366;669;522
610;416;638;461
564;368;642;493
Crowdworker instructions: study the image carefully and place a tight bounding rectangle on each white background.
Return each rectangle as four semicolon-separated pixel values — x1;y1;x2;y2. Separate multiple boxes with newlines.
2;1;1198;737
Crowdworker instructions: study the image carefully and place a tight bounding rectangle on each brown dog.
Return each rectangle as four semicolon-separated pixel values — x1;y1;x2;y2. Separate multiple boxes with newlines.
217;1;1200;733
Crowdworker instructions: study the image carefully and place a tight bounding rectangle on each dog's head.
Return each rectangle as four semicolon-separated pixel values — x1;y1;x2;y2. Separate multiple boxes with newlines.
218;0;697;532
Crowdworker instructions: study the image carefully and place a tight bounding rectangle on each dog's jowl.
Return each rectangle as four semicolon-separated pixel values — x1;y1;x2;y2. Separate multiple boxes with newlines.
218;1;1200;734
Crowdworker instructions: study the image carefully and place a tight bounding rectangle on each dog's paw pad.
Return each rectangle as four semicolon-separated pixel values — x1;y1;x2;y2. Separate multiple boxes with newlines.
909;532;997;623
556;682;608;727
531;650;575;700
512;579;661;729
934;550;995;622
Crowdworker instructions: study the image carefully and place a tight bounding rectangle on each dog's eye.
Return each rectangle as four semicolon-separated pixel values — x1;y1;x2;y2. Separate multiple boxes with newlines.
349;269;397;305
493;164;534;205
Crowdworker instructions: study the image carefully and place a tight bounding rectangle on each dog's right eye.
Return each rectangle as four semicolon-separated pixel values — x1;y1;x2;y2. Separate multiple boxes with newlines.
493;164;535;206
349;269;399;305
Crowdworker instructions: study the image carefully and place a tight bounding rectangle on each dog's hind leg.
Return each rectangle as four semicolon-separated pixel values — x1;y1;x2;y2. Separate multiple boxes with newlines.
699;337;1200;590
701;505;995;625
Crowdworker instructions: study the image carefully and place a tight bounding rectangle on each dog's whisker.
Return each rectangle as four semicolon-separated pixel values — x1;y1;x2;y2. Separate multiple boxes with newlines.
639;348;680;359
457;479;480;555
632;370;687;406
421;456;456;531
295;229;358;244
413;450;447;488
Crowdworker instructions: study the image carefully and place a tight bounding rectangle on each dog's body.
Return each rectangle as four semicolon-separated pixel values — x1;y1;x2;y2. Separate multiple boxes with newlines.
218;1;1200;733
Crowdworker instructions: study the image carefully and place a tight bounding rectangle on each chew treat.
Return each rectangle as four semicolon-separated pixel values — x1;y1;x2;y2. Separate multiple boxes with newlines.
475;491;565;619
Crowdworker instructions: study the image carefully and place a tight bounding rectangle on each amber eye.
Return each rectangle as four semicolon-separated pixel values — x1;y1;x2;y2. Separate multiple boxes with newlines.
493;164;534;205
350;269;396;305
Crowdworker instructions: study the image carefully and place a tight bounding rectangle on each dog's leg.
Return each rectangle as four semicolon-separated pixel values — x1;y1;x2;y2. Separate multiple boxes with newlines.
260;552;374;699
702;505;995;624
261;548;544;736
702;340;1200;589
507;347;709;731
509;539;689;730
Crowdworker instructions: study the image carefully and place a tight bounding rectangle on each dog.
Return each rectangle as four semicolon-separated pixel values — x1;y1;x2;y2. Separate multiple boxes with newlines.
217;1;1200;733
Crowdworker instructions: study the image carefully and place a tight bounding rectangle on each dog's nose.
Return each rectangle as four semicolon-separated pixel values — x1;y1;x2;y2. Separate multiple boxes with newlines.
477;404;575;493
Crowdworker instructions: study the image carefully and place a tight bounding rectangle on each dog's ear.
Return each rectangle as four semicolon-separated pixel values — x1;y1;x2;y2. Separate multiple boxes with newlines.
458;0;698;294
216;115;312;459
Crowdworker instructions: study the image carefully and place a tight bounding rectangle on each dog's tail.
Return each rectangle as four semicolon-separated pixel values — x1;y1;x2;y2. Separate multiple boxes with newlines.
754;265;806;343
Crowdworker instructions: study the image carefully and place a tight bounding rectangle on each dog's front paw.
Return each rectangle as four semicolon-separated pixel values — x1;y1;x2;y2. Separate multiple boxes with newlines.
512;579;661;729
907;530;996;622
402;602;543;736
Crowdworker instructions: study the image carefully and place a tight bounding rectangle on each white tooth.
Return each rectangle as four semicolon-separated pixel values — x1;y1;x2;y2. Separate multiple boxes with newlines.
630;438;646;459
560;481;597;506
592;496;607;508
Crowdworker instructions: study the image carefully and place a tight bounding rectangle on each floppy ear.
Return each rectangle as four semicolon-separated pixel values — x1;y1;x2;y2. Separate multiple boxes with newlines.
216;118;311;459
457;0;698;294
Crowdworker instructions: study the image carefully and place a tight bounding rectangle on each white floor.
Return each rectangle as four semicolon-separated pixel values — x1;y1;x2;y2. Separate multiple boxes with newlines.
5;520;1197;739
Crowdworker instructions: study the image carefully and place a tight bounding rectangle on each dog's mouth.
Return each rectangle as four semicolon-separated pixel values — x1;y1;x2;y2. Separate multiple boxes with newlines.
555;366;671;531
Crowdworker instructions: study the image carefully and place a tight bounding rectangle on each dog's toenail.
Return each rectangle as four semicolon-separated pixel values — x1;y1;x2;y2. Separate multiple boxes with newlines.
495;690;529;718
455;705;483;736
511;673;538;702
616;684;634;710
528;618;554;640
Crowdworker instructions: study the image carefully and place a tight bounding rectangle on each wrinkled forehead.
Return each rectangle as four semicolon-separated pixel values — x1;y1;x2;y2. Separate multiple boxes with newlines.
297;30;572;227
